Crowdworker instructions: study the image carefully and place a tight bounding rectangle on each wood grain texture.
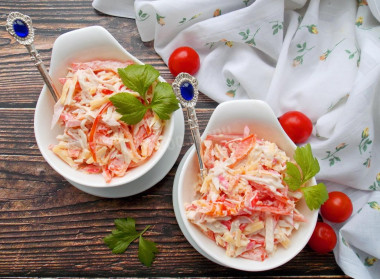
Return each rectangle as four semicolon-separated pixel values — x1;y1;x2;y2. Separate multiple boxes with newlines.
0;0;349;277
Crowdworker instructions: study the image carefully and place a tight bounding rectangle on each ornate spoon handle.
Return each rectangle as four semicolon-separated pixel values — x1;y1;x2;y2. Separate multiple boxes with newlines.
6;12;60;102
173;73;206;181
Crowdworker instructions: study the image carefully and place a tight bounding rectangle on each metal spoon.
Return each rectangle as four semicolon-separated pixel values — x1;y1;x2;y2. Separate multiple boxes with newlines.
172;73;207;181
6;12;60;102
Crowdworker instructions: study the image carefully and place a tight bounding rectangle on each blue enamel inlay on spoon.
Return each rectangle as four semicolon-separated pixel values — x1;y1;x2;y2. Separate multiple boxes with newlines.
180;81;194;101
13;19;29;38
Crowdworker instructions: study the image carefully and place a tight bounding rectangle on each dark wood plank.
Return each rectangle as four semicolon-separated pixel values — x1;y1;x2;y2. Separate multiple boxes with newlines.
0;0;348;277
0;109;347;277
0;0;216;109
0;159;346;278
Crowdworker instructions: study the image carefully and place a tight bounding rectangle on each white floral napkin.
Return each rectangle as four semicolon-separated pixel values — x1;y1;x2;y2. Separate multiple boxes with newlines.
93;0;380;278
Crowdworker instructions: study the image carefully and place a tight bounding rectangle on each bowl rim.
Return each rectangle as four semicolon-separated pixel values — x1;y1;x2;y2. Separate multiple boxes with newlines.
176;99;318;271
34;26;176;188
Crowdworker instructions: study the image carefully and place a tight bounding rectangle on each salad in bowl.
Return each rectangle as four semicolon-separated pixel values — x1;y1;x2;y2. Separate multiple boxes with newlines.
34;26;182;193
174;100;321;271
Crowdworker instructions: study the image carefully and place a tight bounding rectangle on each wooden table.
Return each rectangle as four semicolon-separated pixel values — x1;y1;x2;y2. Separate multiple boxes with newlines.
0;1;349;277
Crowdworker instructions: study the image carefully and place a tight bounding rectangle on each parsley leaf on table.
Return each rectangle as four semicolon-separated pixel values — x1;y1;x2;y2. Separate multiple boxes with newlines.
285;144;328;210
103;217;158;267
103;218;140;254
110;64;179;125
138;233;158;267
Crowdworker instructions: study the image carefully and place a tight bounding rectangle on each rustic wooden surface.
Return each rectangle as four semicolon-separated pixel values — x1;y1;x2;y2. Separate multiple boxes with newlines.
0;0;349;277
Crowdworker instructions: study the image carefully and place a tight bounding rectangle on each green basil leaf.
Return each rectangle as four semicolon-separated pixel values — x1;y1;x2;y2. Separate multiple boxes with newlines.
150;82;179;120
118;64;159;100
110;93;147;125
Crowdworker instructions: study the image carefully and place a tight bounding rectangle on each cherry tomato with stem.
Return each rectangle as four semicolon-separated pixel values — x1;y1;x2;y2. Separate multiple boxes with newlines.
308;222;337;253
320;191;353;223
168;46;200;77
278;111;313;143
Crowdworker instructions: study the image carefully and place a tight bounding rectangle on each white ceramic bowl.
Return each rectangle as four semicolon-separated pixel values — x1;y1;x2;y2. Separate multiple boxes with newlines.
34;26;175;188
176;100;318;271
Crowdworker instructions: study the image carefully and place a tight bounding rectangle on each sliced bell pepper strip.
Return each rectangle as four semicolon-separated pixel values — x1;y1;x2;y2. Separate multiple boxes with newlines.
88;101;112;162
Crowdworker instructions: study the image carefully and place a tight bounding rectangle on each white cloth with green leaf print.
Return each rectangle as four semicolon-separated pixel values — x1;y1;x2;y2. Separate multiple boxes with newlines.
94;0;380;277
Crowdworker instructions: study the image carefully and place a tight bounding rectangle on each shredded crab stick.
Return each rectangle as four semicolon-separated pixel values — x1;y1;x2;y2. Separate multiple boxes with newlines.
50;60;165;183
185;127;306;261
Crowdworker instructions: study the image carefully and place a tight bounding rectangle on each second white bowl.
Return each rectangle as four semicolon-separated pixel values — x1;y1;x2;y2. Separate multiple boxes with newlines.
176;99;318;271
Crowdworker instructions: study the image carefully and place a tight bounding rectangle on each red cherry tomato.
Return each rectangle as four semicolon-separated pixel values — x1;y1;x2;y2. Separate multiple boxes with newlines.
308;222;337;253
168;46;200;77
278;111;313;143
320;191;353;223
